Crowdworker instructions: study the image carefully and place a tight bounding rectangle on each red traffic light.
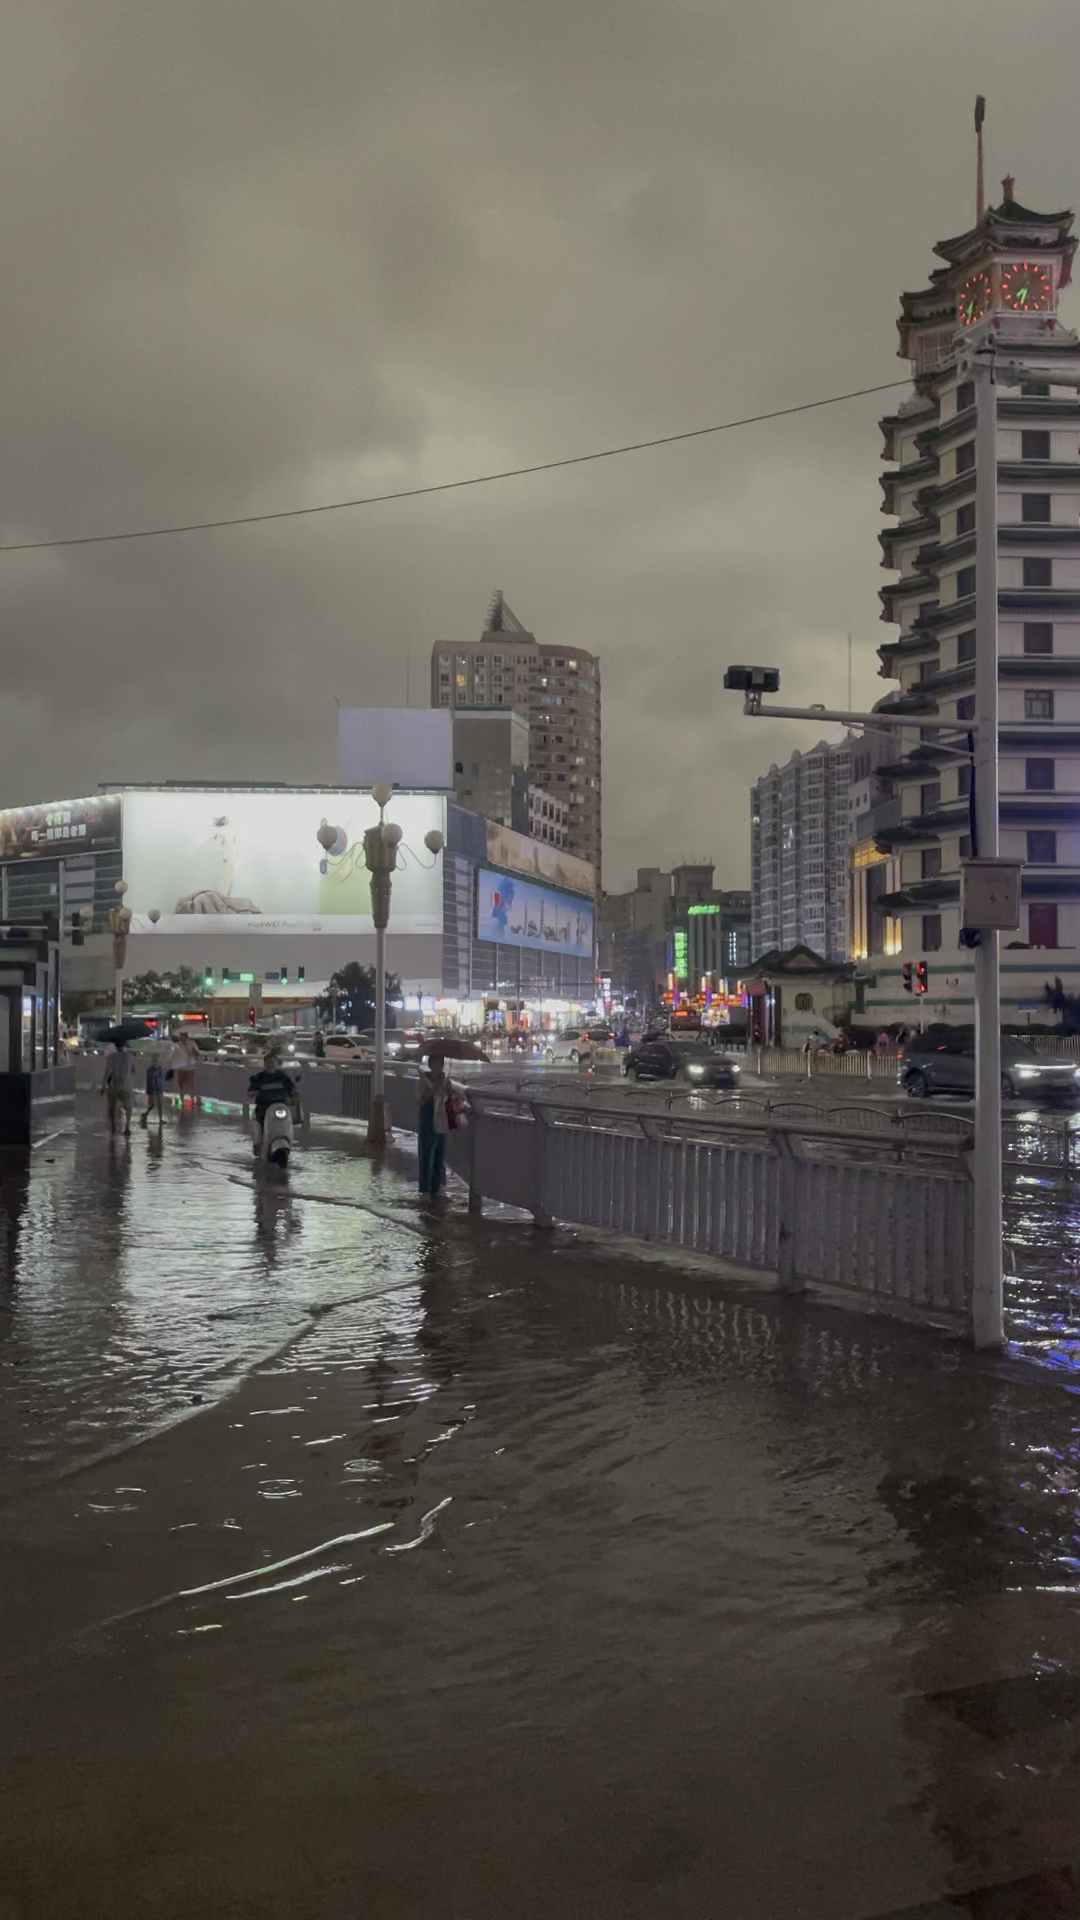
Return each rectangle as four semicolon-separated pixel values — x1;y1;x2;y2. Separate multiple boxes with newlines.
915;962;929;995
247;1006;256;1027
902;963;913;993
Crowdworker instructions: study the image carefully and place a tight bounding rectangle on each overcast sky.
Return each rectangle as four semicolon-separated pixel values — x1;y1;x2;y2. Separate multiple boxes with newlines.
3;0;1079;890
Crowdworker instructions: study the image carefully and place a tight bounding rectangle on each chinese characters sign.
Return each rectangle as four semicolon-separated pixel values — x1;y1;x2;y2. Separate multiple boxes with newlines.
0;795;122;860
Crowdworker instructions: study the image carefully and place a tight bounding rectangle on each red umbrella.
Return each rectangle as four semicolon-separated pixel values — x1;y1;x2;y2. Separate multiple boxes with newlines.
422;1037;490;1062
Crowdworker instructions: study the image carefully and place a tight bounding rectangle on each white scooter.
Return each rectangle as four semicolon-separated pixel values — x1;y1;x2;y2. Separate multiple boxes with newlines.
254;1100;296;1169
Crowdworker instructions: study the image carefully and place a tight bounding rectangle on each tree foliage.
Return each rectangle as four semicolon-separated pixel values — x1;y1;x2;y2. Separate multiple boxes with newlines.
122;966;207;1007
316;962;401;1030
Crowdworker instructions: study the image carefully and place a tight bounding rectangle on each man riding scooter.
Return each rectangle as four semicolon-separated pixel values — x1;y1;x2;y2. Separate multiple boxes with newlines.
248;1049;302;1165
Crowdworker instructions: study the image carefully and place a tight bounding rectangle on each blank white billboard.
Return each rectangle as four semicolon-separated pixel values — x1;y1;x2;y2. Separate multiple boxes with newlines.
336;708;452;791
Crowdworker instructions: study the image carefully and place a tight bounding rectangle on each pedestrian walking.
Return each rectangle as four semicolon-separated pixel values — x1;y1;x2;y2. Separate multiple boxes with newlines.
174;1029;200;1106
313;1029;326;1059
140;1041;167;1129
416;1055;452;1197
102;1037;137;1136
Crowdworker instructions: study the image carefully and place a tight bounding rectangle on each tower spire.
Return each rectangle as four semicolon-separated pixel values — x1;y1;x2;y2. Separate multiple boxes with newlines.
975;95;986;222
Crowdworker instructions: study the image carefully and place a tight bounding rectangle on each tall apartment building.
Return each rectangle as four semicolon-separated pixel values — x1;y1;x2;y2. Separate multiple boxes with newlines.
750;740;853;962
431;593;602;884
876;174;1080;992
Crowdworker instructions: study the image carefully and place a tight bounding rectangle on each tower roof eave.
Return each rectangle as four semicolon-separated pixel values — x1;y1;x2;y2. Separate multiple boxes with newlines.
933;203;1077;287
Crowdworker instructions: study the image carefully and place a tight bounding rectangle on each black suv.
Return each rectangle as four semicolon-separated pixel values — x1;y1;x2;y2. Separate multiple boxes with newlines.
623;1037;740;1089
901;1027;1080;1102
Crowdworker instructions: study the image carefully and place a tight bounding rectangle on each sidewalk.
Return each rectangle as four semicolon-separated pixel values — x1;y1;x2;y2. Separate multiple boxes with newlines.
4;1102;1080;1916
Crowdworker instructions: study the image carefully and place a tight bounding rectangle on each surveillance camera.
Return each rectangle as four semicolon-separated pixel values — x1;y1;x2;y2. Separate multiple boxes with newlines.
723;665;781;694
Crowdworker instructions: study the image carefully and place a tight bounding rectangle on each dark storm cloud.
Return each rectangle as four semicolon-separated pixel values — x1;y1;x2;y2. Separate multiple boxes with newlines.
3;0;1079;883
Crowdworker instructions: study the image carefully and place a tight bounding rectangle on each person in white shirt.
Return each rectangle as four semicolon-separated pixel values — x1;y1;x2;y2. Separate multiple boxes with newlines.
102;1038;137;1136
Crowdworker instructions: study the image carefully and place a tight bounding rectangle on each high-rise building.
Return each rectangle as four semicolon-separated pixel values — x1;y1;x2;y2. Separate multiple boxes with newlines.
750;740;853;961
431;593;602;884
450;707;531;831
876;172;1080;991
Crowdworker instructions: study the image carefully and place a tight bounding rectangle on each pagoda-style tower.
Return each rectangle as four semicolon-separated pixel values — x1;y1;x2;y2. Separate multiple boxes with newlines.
874;166;1080;1015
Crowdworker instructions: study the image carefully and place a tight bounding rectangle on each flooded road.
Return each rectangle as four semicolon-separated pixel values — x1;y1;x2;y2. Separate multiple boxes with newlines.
5;1099;1080;1915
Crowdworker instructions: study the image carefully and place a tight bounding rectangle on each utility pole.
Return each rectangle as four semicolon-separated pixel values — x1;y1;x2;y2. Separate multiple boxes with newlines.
968;333;1004;1348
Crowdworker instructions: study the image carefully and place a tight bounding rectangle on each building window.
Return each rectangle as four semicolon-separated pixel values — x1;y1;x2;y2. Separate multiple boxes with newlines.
917;601;939;627
957;630;976;663
1024;622;1053;655
922;914;943;952
1021;430;1052;460
1026;758;1055;790
956;504;976;536
1021;381;1050;398
921;847;942;879
956;567;976;599
955;695;975;721
920;781;942;813
1027;830;1057;864
956;381;975;412
1024;557;1053;587
1025;689;1055;720
957;765;972;796
1029;904;1059;949
955;441;976;473
1022;493;1052;523
960;835;973;858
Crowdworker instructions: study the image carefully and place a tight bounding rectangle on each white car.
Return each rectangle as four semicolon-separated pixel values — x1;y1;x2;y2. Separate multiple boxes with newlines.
543;1028;594;1065
323;1034;371;1061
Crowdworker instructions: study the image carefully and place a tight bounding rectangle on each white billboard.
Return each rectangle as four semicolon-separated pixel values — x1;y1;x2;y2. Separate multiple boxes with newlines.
123;790;445;934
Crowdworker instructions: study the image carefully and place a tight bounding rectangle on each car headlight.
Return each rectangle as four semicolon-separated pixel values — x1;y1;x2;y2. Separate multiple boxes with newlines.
1016;1067;1039;1078
686;1064;706;1079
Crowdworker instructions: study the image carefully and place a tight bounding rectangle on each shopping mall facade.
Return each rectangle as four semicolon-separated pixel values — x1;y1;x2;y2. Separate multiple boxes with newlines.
0;785;598;1030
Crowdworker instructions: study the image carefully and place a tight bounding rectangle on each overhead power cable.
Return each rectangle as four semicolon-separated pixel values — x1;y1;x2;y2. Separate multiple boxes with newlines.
0;377;910;555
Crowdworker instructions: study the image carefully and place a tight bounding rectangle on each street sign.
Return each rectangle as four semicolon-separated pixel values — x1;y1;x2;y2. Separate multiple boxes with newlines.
961;859;1022;931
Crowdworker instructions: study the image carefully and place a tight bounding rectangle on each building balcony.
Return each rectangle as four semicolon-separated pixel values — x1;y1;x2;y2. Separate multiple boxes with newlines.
913;406;976;454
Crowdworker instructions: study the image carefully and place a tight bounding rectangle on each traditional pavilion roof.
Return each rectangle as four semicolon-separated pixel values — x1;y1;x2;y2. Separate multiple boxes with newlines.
894;186;1078;362
933;194;1076;285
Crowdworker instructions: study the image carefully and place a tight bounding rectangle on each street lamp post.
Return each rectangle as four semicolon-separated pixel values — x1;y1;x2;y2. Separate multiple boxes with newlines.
108;880;131;1025
318;791;444;1150
364;782;402;1148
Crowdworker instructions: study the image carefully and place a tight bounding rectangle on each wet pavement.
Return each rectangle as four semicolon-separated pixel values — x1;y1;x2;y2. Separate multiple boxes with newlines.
6;1097;1080;1916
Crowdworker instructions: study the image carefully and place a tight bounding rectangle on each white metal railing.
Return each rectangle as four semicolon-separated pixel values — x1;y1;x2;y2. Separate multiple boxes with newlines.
376;1075;974;1329
747;1048;903;1080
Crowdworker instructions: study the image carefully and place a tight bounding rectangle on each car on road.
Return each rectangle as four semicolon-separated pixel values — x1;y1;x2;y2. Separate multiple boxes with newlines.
623;1037;741;1089
543;1028;594;1065
324;1033;375;1061
901;1028;1080;1102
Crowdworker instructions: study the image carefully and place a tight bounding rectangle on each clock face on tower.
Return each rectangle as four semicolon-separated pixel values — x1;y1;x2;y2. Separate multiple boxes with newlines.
958;271;992;326
1001;261;1054;311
